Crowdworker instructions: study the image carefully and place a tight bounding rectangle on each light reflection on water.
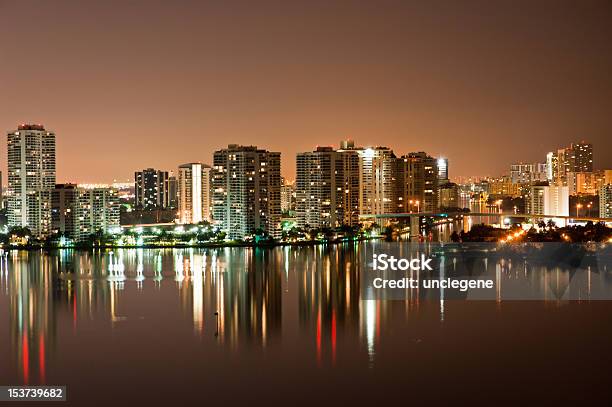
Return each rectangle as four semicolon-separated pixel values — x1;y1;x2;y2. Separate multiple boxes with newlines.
0;244;611;404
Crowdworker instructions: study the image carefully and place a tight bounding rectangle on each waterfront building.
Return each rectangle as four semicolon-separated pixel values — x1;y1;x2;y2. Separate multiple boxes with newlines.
296;146;360;229
177;163;212;224
280;177;296;214
528;185;569;221
353;146;400;215
212;145;281;239
134;168;169;209
6;124;56;237
51;184;120;242
51;184;79;238
398;152;438;213
76;187;120;241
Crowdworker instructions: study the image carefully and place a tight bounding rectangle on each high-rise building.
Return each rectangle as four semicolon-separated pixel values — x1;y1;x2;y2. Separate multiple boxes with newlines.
177;163;211;224
76;187;120;241
547;142;593;186
212;145;281;239
355;147;399;215
6;124;56;237
528;185;569;219
295;146;359;229
437;157;449;185
51;185;120;242
168;174;178;209
398;152;438;213
280;177;296;214
600;184;612;219
51;184;79;238
510;163;548;184
134;168;169;209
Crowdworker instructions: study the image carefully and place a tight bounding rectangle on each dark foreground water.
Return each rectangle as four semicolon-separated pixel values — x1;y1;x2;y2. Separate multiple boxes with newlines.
1;244;612;405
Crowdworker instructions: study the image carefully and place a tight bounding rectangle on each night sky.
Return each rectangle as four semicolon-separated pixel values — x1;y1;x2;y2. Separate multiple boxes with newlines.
1;0;611;183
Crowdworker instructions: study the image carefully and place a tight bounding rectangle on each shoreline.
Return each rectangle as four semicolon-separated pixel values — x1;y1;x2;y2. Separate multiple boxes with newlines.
1;236;383;252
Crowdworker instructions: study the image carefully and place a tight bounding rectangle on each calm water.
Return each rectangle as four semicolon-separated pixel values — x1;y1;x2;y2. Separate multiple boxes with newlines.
1;244;612;405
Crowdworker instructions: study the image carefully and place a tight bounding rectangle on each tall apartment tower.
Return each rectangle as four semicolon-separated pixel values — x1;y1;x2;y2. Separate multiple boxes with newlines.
134;168;169;209
437;157;449;185
7;124;56;237
398;152;439;213
177;163;212;224
547;142;593;186
51;184;79;238
355;146;399;216
295;146;359;229
212;145;281;239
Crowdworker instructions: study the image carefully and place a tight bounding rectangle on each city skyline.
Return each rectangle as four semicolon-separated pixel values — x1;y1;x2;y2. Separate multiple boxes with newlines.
2;0;612;182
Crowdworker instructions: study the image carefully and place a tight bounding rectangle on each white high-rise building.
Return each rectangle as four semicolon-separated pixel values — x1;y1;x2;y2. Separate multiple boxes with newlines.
6;124;56;237
529;185;569;223
177;163;211;224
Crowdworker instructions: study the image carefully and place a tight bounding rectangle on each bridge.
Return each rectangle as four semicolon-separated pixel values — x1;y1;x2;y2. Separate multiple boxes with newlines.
359;211;612;237
360;212;612;223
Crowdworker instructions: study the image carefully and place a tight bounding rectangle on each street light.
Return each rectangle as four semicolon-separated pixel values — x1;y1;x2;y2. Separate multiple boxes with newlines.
576;203;583;218
415;200;420;213
409;200;413;213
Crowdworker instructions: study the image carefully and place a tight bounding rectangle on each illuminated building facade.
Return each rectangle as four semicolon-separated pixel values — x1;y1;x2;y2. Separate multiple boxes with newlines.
75;187;121;241
212;145;281;239
398;152;438;213
178;163;211;224
135;168;169;209
510;162;547;184
528;185;569;219
6;124;56;237
296;146;359;228
356;146;399;215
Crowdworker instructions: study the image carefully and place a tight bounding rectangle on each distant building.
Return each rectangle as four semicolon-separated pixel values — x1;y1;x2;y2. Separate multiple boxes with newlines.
51;184;79;238
567;171;608;195
600;184;612;219
547;142;593;186
280;177;296;214
134;168;169;209
295;146;359;228
168;174;178;209
510;163;547;184
398;152;438;213
487;176;521;198
528;185;569;220
212;145;281;239
6;124;56;237
177;163;212;224
439;182;460;209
